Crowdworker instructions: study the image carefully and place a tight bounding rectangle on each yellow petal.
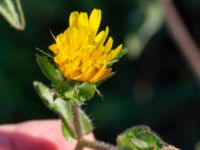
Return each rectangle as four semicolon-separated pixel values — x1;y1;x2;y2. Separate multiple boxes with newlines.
89;9;101;35
90;64;107;82
108;44;123;60
69;11;79;27
56;33;68;50
67;27;79;51
95;69;111;82
79;67;98;82
70;70;82;80
49;44;58;54
78;12;89;27
104;37;113;53
95;26;109;45
54;50;67;64
49;9;124;83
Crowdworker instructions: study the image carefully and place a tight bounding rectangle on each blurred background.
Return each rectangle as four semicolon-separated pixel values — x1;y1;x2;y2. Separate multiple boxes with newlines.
0;0;200;149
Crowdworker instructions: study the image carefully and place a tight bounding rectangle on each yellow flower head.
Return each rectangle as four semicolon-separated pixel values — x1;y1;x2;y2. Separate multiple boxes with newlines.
49;9;123;83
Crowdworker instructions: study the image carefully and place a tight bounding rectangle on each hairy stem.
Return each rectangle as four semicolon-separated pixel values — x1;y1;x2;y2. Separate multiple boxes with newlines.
72;104;83;140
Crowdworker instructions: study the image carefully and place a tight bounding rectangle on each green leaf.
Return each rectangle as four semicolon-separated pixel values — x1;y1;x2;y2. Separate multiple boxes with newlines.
53;98;75;140
33;81;93;140
61;120;75;141
0;0;25;30
33;81;75;140
36;54;64;85
117;125;165;150
79;108;93;135
62;107;93;140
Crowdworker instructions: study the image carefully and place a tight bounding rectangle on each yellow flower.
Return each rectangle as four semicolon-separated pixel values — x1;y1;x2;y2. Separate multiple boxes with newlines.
49;9;123;83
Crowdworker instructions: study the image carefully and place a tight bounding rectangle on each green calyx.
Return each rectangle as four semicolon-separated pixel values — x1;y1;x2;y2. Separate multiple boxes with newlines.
63;82;98;104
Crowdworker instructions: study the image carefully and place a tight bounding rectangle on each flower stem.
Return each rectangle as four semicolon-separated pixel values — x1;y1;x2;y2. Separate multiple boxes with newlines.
72;104;83;140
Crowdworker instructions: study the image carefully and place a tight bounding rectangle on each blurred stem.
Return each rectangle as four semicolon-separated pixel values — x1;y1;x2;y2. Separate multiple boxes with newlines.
157;0;200;81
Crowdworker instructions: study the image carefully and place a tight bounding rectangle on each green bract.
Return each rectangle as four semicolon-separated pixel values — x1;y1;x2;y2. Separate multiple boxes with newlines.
63;82;97;103
36;54;64;85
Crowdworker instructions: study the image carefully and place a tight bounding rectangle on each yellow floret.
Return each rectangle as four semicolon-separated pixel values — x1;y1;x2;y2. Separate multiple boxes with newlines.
49;9;122;83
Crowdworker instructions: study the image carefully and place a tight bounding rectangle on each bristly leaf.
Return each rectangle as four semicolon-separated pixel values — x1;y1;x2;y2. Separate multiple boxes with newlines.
79;108;93;135
33;81;93;140
33;81;75;140
36;54;64;85
117;125;165;150
0;0;25;30
61;121;75;141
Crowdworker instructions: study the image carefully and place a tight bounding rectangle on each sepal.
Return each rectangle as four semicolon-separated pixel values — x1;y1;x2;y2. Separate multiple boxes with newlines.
63;82;97;104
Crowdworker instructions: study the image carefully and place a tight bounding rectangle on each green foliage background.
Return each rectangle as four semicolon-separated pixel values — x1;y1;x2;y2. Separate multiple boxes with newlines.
1;0;200;149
